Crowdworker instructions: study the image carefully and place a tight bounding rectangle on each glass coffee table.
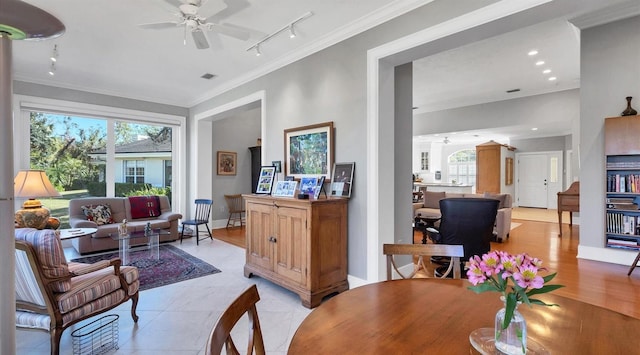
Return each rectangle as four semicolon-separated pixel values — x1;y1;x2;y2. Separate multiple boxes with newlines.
109;229;170;265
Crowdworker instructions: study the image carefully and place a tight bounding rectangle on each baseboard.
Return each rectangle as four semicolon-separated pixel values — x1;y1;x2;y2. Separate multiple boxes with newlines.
577;245;637;266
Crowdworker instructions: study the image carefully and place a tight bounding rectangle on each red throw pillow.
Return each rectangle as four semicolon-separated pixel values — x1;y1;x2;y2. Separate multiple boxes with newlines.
129;196;162;219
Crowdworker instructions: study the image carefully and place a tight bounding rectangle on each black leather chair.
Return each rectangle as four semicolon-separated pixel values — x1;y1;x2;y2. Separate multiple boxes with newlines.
427;198;499;276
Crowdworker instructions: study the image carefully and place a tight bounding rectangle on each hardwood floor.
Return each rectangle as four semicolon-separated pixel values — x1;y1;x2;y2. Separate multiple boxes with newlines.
214;218;640;320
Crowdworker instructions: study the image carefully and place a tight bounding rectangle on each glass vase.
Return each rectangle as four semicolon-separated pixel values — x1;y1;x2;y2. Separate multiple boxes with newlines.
495;296;527;355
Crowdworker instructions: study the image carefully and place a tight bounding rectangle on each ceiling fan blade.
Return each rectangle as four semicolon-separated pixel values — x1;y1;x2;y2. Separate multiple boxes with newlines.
162;0;185;7
139;21;181;30
192;29;210;49
209;0;250;22
206;22;250;41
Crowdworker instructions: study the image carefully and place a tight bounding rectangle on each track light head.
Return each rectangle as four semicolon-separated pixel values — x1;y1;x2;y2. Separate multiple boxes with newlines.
288;25;296;38
255;45;261;56
50;44;58;62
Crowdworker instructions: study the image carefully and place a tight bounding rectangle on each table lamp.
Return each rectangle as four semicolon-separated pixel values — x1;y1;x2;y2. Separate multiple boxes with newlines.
14;170;61;229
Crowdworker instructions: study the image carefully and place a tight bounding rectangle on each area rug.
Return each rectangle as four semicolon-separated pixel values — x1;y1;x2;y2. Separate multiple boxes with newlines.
71;244;221;291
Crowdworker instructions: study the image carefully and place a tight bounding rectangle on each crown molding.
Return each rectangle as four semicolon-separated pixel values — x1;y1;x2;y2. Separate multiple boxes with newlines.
569;0;640;29
189;0;432;106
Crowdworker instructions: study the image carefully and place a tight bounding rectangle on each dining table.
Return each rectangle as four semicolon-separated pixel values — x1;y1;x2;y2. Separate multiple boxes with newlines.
287;279;640;354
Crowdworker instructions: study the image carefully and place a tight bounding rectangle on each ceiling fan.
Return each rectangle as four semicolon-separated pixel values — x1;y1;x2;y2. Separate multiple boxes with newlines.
139;0;251;50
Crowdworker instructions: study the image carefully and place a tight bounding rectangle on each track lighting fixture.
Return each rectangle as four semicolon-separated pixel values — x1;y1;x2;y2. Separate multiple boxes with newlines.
255;44;261;56
246;11;312;56
48;61;55;76
50;44;58;62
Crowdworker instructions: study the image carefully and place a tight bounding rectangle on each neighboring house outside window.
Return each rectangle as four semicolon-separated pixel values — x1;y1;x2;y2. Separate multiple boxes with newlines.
448;149;476;185
124;160;145;183
91;136;173;187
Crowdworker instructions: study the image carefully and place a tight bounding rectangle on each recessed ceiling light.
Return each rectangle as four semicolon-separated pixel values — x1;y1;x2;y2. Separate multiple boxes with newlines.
543;69;551;74
535;61;545;66
531;128;538;131
548;76;557;81
528;50;538;56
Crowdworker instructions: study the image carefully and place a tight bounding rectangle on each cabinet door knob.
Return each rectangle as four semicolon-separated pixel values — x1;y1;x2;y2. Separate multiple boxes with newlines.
268;236;277;243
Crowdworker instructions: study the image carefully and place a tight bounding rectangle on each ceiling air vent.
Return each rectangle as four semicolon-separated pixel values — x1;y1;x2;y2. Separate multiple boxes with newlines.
201;73;216;80
506;88;521;93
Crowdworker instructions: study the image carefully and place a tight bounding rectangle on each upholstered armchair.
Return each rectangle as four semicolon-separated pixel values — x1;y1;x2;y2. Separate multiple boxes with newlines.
15;228;140;355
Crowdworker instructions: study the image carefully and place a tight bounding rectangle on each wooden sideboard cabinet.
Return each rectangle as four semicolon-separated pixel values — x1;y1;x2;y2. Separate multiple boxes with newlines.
243;194;349;308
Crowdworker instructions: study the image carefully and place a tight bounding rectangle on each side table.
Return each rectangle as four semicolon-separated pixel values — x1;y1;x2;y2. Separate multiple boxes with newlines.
109;229;168;265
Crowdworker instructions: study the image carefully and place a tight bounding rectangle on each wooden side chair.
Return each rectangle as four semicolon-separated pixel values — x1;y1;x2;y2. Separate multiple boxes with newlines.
205;284;265;355
383;243;464;280
180;199;213;245
15;228;139;355
224;194;245;228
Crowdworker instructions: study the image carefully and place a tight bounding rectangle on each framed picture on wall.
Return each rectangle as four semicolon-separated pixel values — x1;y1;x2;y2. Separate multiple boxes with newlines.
217;151;237;175
330;162;355;198
256;166;276;194
284;121;334;181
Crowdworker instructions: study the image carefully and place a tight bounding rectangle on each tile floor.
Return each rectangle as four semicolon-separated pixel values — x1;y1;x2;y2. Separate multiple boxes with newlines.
17;237;312;355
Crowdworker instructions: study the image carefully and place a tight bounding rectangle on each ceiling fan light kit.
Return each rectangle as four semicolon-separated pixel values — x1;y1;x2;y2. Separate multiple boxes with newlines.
139;0;252;50
246;11;313;56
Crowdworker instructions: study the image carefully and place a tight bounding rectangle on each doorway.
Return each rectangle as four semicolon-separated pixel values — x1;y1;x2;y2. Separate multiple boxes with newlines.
515;151;563;209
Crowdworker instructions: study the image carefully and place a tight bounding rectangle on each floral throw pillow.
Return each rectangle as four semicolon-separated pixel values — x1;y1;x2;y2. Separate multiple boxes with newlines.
81;204;114;225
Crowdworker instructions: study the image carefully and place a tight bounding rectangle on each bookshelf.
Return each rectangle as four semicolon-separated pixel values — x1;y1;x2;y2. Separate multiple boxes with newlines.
605;115;640;250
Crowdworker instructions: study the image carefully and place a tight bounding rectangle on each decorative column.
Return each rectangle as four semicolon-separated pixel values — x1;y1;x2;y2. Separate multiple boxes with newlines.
0;2;64;353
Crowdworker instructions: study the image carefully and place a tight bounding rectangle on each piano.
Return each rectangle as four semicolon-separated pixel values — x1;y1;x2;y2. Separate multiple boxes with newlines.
557;181;579;236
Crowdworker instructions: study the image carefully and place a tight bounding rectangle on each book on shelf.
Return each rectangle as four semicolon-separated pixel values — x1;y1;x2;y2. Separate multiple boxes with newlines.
607;238;640;249
606;212;639;234
606;197;636;204
607;203;639;210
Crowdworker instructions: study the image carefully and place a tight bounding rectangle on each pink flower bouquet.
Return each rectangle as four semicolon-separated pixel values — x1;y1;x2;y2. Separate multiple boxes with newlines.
467;251;564;329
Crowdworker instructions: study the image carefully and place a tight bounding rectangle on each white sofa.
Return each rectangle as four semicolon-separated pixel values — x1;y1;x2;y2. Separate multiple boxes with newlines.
413;191;513;242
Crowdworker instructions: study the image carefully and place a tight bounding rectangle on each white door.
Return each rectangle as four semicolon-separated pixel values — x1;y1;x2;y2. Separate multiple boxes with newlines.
517;154;548;208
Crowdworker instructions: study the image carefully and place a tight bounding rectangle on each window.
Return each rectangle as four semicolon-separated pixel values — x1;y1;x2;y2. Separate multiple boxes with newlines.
124;160;145;184
448;149;476;185
421;152;429;171
164;160;172;187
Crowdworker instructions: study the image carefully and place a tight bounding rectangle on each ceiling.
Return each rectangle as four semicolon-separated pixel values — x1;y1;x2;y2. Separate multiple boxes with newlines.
11;1;624;145
13;0;419;107
412;18;581;145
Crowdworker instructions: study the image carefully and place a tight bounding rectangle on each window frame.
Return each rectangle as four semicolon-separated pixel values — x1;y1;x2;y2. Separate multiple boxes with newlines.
14;95;186;214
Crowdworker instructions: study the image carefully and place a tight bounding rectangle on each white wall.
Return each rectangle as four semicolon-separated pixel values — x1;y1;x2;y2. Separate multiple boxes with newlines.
191;0;498;279
579;15;640;265
414;89;579;138
211;107;261;223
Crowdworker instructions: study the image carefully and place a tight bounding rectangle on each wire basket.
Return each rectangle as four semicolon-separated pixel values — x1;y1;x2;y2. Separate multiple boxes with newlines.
71;314;119;355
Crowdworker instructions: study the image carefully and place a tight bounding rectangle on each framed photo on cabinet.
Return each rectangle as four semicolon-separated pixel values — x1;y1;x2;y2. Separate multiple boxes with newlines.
256;166;276;194
330;162;354;198
272;180;298;197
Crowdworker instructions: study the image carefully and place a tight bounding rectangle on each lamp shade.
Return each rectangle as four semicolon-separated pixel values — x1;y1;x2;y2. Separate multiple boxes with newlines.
14;170;61;199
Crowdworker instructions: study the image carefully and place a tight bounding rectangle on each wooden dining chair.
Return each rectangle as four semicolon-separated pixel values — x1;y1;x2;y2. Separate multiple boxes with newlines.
224;194;245;228
383;243;464;280
205;284;265;355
